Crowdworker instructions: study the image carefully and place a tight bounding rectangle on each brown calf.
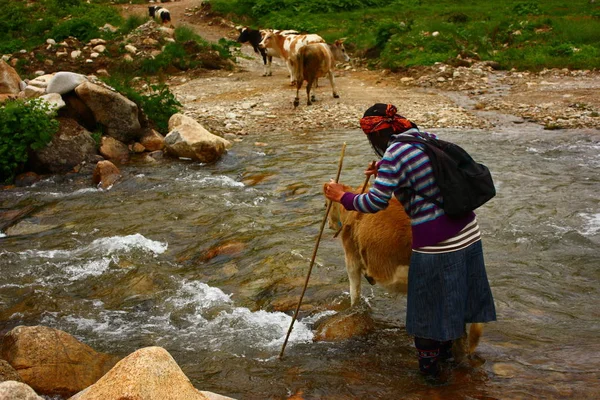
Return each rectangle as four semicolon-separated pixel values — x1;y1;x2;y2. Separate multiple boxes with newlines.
291;41;350;107
326;183;484;356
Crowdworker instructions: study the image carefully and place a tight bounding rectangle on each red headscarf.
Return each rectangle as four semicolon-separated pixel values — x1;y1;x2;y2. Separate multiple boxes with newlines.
359;104;414;134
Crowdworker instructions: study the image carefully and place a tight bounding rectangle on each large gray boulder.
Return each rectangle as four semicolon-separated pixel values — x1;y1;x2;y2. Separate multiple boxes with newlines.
74;81;141;142
165;114;231;163
31;117;97;173
0;381;43;400
69;346;235;400
1;325;119;397
0;60;21;95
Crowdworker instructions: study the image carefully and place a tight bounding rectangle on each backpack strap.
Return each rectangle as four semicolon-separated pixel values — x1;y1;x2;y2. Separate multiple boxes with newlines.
391;133;444;208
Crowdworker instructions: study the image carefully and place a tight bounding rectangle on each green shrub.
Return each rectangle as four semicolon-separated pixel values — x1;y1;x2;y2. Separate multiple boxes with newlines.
549;43;575;57
512;2;542;16
121;14;148;36
374;20;412;49
137;84;183;134
50;19;99;43
0;99;59;184
447;12;469;24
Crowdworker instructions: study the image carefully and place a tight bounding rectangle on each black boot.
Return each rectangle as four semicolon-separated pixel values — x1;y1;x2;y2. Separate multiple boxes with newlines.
439;340;454;363
414;337;441;377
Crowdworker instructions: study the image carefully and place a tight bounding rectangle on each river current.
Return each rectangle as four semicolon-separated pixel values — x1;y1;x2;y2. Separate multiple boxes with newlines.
0;125;599;399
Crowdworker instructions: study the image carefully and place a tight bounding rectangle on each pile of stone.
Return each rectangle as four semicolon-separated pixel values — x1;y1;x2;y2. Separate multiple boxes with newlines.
0;325;233;400
0;61;231;188
1;21;175;79
122;20;175;62
395;60;502;92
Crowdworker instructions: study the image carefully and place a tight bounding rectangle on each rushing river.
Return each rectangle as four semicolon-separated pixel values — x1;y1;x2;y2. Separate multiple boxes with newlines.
0;125;599;399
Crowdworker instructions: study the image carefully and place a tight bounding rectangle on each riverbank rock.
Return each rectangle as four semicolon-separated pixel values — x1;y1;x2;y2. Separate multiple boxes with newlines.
0;381;43;400
165;113;231;163
0;60;22;96
30;117;97;173
313;305;376;341
92;160;121;189
0;325;119;397
75;81;141;142
99;136;130;163
0;360;21;382
139;128;166;151
69;346;235;400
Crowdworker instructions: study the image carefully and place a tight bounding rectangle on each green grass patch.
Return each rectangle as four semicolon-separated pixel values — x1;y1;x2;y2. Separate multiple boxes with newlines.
211;0;600;71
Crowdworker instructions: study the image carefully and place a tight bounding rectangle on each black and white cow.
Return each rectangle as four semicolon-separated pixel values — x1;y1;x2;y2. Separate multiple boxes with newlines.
237;27;293;77
148;6;171;24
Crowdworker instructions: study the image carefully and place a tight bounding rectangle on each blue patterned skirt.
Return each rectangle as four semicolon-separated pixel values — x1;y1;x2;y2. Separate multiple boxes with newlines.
406;240;496;341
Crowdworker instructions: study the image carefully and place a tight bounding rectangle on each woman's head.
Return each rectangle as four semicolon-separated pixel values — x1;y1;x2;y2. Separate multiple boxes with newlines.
359;103;417;157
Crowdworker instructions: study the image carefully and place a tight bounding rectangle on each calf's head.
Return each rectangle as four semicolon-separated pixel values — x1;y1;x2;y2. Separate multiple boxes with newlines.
330;39;350;63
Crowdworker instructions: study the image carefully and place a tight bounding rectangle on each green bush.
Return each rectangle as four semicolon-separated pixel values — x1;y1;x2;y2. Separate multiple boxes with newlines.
374;20;412;50
121;14;148;36
549;43;575;57
50;19;100;43
138;84;183;134
0;99;59;184
513;2;542;16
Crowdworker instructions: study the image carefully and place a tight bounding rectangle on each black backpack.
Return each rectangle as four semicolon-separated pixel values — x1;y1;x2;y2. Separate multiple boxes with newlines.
393;133;496;218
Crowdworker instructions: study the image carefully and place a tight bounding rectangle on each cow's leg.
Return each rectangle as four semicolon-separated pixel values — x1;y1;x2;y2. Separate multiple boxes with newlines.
345;253;363;306
294;80;303;108
306;80;315;106
261;53;269;76
327;71;340;98
287;60;296;85
267;55;272;76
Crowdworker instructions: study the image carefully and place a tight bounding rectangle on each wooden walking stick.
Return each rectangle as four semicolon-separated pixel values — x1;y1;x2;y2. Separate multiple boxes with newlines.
279;143;347;360
332;160;376;239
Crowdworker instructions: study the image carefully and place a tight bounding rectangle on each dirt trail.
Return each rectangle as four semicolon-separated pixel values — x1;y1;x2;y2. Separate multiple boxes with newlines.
120;0;600;136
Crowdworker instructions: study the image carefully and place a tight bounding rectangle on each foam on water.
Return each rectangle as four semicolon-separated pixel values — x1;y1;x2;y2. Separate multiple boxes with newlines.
578;212;600;236
176;174;245;188
43;278;314;356
20;233;168;259
168;280;233;312
63;258;112;281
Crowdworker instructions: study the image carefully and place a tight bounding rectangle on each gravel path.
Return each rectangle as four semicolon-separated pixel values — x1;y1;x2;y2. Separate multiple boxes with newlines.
120;0;600;136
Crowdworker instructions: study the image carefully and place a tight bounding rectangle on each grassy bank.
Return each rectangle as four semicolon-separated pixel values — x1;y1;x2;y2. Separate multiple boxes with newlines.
0;0;235;77
210;0;600;71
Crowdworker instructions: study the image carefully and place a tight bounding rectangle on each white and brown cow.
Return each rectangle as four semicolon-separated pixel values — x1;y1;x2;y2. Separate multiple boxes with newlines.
258;30;325;85
148;6;171;25
236;27;295;77
291;40;350;107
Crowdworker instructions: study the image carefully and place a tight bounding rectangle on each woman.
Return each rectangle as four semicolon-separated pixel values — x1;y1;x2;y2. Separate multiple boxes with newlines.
324;103;496;376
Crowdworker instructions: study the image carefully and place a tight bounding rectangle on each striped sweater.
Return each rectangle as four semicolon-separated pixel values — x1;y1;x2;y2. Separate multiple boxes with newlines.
340;129;475;249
